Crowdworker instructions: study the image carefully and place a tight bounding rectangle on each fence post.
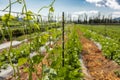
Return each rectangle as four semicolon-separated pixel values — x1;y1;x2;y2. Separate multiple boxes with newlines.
62;12;65;67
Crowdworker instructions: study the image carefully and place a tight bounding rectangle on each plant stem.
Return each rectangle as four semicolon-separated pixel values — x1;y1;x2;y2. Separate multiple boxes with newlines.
7;0;16;78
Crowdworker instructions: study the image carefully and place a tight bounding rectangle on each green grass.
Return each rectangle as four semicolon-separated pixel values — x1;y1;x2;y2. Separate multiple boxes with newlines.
78;24;120;41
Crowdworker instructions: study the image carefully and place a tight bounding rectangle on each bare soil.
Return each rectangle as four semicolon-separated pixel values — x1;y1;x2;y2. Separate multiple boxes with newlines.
77;29;120;80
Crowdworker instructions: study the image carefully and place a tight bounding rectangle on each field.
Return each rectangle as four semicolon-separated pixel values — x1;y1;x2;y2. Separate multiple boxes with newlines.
77;24;120;79
1;0;120;80
0;23;120;80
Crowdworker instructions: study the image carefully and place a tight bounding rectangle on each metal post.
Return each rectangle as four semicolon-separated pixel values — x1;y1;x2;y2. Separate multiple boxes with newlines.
62;12;64;67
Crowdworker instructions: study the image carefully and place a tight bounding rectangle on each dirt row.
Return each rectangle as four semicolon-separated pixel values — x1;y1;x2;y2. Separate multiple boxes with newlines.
77;29;120;80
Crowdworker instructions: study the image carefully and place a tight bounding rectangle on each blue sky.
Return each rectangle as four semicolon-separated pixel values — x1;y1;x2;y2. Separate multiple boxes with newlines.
0;0;120;18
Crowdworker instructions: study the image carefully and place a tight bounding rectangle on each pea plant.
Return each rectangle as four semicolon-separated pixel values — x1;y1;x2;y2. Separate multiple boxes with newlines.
46;26;83;80
1;0;56;80
1;0;84;80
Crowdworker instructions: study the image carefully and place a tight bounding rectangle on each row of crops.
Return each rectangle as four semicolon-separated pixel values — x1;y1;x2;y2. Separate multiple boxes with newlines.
0;22;61;43
0;27;61;68
81;25;120;42
0;0;84;80
46;26;83;79
0;27;62;79
0;24;84;80
78;25;120;64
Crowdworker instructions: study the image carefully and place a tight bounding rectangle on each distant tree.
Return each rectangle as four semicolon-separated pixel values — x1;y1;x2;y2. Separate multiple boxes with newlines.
98;12;101;23
84;13;88;24
89;17;93;24
101;15;105;23
78;15;81;23
108;14;112;23
68;14;72;23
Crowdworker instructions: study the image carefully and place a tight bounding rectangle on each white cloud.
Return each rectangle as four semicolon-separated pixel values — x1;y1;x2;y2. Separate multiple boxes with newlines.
86;0;102;3
86;0;120;10
72;11;120;19
113;12;120;15
72;10;99;20
72;10;99;16
112;12;120;18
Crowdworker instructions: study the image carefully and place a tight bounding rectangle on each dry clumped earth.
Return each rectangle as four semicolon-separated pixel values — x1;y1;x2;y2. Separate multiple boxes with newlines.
77;29;120;80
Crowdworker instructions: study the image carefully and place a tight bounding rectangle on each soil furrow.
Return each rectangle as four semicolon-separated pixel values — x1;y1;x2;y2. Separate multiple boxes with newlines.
77;29;120;80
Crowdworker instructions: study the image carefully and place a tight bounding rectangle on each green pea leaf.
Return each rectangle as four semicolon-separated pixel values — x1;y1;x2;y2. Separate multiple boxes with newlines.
34;23;40;30
18;58;27;66
32;55;43;64
49;7;54;12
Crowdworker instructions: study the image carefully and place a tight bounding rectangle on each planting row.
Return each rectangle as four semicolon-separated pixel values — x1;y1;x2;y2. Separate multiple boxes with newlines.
45;26;83;80
0;28;61;71
0;22;61;43
79;25;120;65
0;25;84;80
80;25;120;42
